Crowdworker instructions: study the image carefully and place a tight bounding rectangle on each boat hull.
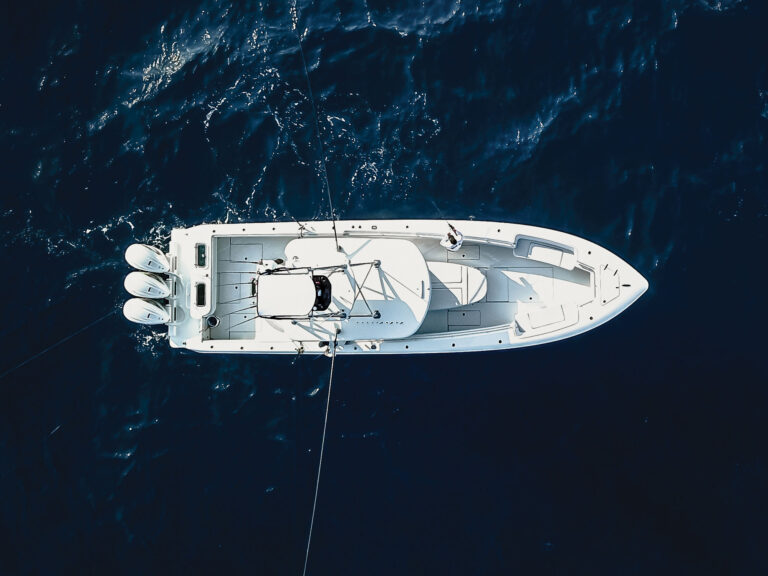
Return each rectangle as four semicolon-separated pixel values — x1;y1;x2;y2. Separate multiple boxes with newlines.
156;219;647;355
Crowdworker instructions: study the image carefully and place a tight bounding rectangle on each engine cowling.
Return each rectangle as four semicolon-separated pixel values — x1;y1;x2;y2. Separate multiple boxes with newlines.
125;244;170;273
123;298;171;325
124;271;171;299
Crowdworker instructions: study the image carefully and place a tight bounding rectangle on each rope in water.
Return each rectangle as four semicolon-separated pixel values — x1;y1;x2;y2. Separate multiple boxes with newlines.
291;0;339;252
289;6;342;572
302;339;336;576
0;309;118;381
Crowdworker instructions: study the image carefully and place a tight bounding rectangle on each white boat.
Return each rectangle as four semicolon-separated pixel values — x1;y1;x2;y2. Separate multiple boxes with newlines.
122;219;648;355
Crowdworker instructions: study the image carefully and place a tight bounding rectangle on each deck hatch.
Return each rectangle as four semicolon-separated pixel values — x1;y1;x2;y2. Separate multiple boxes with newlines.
448;310;481;326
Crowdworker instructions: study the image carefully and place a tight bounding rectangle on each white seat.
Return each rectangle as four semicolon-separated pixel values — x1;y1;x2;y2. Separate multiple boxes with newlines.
427;262;487;310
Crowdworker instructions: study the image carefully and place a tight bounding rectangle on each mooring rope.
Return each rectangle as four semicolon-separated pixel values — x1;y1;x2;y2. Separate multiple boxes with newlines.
0;309;118;381
291;0;339;252
302;338;336;576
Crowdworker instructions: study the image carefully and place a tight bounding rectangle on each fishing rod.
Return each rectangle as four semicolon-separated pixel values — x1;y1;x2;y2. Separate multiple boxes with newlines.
430;198;447;220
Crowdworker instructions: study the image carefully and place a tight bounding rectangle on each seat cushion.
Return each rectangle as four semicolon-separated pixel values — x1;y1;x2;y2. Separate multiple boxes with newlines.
427;262;487;310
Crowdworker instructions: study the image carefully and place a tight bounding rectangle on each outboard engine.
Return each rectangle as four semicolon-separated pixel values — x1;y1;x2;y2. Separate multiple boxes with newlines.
125;244;170;273
123;298;171;325
124;271;171;299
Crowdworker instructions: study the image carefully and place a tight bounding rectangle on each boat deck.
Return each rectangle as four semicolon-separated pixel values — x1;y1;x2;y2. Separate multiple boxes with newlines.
206;236;287;341
205;235;593;341
411;239;593;335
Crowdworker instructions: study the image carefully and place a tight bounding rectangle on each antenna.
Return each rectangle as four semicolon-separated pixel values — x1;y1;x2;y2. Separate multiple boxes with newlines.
292;1;341;252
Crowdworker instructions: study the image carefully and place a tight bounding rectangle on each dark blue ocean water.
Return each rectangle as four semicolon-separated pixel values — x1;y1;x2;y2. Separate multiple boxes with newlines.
2;0;768;573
